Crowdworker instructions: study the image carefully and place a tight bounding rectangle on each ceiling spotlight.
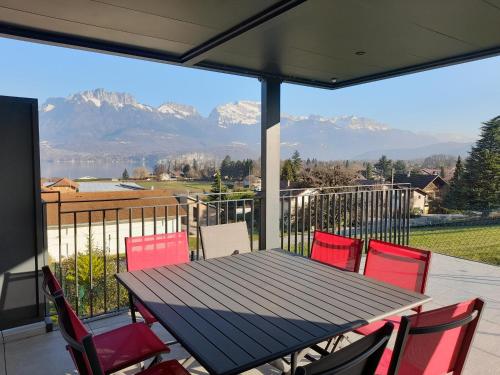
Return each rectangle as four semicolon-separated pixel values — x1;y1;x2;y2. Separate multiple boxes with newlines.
355;51;366;56
330;77;337;83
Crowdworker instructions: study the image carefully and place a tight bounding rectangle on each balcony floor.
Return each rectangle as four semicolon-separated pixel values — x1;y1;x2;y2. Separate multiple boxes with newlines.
1;253;499;374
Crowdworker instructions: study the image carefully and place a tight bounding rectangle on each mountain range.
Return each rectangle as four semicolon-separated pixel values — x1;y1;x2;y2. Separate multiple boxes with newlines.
39;89;473;162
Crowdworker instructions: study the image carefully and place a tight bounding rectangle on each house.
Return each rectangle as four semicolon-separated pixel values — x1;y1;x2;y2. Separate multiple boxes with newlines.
158;172;175;181
420;168;441;176
394;173;449;212
410;188;429;214
42;189;186;260
280;188;319;216
44;177;79;192
243;175;262;191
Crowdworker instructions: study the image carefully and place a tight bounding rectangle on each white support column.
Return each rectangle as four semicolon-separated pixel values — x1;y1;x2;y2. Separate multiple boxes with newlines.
260;78;281;249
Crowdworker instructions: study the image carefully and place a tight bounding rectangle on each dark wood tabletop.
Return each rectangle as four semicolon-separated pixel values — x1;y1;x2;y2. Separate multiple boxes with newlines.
116;249;431;375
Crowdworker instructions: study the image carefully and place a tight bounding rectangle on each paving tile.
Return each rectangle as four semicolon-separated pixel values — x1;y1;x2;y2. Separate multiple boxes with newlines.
86;312;132;333
4;330;76;375
464;347;500;375
1;339;6;375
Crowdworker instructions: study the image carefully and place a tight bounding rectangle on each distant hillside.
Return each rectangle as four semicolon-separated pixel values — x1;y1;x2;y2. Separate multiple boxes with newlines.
39;89;474;161
353;142;472;160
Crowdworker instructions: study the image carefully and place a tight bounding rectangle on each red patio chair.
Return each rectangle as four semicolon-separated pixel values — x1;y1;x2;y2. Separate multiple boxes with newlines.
53;293;170;375
298;322;394;375
125;231;190;325
376;298;484;375
310;230;363;273
355;240;431;336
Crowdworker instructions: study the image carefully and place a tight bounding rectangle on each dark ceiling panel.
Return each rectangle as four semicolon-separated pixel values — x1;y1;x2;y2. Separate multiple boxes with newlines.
0;0;499;89
96;0;279;30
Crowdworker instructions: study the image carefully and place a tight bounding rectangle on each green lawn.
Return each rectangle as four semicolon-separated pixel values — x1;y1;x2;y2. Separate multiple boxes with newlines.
137;180;213;193
410;224;500;266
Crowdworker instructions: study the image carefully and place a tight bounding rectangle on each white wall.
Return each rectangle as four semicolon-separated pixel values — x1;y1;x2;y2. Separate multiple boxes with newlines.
46;218;179;261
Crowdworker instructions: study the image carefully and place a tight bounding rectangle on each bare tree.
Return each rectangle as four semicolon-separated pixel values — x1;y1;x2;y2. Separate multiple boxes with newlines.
132;166;149;179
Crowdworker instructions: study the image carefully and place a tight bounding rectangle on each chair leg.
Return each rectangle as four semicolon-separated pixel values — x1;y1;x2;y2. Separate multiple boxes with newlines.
182;356;196;368
147;354;162;369
269;358;291;374
328;336;343;353
129;292;137;323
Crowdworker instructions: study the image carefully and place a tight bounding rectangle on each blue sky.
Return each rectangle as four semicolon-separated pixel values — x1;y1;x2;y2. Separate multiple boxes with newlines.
0;36;499;139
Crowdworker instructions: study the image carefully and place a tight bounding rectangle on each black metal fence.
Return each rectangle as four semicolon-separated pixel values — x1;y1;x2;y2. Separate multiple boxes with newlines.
280;184;411;255
42;184;410;319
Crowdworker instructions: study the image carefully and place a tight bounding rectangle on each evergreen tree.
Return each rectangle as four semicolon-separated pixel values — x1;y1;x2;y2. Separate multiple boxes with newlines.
445;156;466;209
291;150;302;173
462;116;500;211
210;170;227;200
375;155;393;181
281;160;295;184
220;155;232;177
121;168;129;180
393;160;407;175
365;163;373;180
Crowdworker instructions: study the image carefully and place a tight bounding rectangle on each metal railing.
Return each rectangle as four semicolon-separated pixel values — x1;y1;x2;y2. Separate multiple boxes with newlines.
42;190;261;318
280;184;411;255
42;183;410;319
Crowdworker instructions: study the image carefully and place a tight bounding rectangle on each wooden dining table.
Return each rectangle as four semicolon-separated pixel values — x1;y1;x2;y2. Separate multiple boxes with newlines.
116;248;431;375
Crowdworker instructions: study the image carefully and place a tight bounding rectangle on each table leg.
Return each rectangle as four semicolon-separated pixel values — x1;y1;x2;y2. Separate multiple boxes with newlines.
128;292;137;323
291;352;298;375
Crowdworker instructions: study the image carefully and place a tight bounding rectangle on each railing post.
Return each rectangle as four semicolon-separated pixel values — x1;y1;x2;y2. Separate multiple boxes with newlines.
259;77;281;250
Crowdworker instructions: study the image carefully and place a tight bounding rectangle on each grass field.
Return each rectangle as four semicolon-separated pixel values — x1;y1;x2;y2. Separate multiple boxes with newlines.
137;180;213;193
410;224;500;266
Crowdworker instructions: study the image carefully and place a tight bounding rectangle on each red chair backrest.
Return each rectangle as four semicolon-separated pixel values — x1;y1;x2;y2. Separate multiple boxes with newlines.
125;231;190;271
364;240;431;312
42;265;62;298
54;294;103;375
389;298;484;375
311;231;363;272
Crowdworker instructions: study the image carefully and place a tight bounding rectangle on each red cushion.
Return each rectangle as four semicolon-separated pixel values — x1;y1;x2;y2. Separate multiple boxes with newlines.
375;348;393;375
139;360;190;375
354;315;401;336
93;322;169;374
135;299;158;325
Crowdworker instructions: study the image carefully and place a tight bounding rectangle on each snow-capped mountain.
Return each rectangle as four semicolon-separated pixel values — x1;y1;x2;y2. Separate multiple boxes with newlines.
38;89;472;161
209;101;260;127
157;103;199;118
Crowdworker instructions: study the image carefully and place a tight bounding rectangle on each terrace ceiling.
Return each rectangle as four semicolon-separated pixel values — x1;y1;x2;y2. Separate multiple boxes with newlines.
1;0;500;89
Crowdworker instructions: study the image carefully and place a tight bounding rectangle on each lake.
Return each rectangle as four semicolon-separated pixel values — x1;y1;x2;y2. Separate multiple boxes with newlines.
40;161;150;179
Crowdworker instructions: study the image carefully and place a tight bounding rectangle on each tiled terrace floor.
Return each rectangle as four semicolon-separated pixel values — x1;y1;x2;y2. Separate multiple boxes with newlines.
1;253;499;374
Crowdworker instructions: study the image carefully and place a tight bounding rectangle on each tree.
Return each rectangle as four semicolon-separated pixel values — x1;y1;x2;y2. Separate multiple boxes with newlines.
210;170;227;200
132;166;149;179
182;164;191;176
295;165;356;188
462;116;500;211
220;155;232;177
440;165;446;178
192;158;198;171
444;156;466;209
365;163;373;179
153;163;167;179
375;155;393;181
121;168;129;180
393;160;407;175
291;150;302;171
281;160;295;185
